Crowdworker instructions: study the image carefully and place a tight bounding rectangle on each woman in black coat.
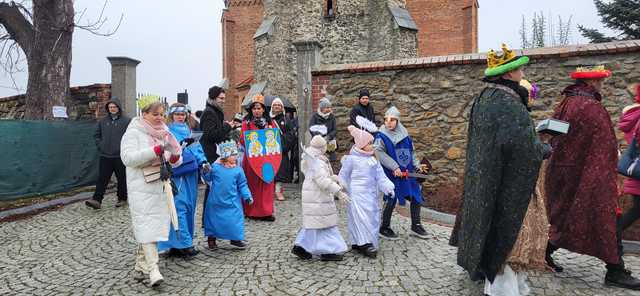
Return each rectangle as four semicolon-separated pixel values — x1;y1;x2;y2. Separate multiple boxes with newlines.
270;98;295;200
309;97;337;162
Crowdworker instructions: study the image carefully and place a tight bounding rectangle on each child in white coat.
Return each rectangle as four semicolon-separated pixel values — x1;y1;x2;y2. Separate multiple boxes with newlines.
292;134;350;261
339;125;395;259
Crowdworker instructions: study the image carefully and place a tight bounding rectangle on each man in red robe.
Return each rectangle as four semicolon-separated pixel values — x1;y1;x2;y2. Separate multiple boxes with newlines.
545;66;640;290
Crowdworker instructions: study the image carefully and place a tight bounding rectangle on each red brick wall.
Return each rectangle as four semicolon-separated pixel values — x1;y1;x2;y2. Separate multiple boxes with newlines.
311;75;330;110
406;0;478;56
222;1;264;119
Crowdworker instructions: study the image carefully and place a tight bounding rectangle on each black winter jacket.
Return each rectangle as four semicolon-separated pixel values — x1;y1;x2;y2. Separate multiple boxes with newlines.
200;102;232;162
95;100;131;158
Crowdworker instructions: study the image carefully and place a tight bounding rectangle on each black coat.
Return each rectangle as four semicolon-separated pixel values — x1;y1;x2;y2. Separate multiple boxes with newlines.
200;102;232;163
349;103;377;128
95;100;131;158
309;113;337;140
449;83;544;282
273;113;294;183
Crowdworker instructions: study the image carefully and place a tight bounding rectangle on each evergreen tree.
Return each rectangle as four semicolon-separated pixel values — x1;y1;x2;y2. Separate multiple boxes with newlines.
579;0;640;43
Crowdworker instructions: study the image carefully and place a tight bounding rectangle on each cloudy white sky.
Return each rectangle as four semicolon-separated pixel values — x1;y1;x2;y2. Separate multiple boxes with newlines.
0;0;612;111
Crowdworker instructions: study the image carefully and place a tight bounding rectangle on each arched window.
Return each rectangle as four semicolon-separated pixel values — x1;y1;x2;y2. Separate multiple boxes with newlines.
324;0;336;18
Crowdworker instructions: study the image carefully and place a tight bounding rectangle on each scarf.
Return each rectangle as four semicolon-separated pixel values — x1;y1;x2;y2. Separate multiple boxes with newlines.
378;122;409;145
317;108;332;119
139;117;182;155
270;110;283;121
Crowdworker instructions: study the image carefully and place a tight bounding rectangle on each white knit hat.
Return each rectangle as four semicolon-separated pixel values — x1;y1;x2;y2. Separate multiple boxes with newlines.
309;135;327;153
271;97;284;108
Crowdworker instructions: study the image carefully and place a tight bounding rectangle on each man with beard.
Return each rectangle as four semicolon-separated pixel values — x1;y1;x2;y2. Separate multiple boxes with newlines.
349;89;377;128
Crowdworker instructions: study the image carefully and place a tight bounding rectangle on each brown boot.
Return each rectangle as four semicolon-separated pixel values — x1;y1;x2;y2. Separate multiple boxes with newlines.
207;237;217;250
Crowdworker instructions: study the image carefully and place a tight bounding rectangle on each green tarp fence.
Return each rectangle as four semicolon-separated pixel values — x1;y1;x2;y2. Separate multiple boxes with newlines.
0;120;99;200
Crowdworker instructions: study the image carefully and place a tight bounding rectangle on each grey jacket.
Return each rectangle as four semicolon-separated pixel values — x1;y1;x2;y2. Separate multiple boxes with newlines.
95;100;131;158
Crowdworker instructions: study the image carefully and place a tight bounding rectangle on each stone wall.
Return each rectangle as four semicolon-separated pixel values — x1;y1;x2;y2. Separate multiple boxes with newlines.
311;40;640;239
0;84;111;120
253;0;418;105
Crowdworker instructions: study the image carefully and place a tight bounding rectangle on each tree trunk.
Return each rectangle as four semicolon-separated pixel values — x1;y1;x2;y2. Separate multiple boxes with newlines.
23;0;74;120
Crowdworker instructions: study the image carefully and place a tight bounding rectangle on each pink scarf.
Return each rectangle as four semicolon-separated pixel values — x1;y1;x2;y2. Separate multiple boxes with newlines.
139;118;182;155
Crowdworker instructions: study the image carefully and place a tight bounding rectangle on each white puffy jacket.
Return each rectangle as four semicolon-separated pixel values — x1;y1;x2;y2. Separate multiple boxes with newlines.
300;147;342;229
120;118;182;244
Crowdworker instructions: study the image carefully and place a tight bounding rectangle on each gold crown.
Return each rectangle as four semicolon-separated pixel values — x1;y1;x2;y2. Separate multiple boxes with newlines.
253;94;265;105
574;65;607;73
137;94;161;110
487;43;517;69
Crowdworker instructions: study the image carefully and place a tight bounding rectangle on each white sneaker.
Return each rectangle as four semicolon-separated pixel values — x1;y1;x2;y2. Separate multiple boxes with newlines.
149;269;164;287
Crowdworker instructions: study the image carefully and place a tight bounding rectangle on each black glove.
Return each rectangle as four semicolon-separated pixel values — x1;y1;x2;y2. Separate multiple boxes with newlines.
180;137;195;146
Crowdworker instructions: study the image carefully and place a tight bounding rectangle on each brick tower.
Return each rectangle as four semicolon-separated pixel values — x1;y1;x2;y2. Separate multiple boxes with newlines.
221;0;479;114
221;0;264;119
406;0;479;56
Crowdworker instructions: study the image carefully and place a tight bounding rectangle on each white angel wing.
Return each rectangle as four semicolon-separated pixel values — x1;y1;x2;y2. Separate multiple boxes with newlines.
309;124;328;136
356;115;378;133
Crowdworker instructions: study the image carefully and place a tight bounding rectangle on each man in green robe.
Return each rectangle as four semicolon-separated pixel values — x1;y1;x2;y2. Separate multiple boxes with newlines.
449;44;546;293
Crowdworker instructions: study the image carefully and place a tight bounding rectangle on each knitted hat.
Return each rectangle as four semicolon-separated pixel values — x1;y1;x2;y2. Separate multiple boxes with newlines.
319;97;332;109
310;135;327;153
348;125;374;149
271;97;284;108
384;106;401;120
359;89;370;99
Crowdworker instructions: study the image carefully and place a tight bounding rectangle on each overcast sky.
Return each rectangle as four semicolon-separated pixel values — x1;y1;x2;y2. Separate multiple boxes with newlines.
0;0;611;111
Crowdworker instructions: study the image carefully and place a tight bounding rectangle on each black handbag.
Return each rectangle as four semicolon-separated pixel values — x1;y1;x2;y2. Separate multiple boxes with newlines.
618;136;640;179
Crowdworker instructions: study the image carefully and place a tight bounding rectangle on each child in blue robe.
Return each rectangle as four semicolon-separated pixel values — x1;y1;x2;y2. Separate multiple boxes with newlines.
203;140;253;250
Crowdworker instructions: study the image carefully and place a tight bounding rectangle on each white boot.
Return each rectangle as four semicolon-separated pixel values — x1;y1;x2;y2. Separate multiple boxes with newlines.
149;268;164;287
141;243;163;287
133;245;149;281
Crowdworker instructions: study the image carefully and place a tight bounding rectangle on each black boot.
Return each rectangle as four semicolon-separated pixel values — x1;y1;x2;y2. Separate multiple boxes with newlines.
320;254;343;261
360;243;377;259
180;247;199;257
605;264;640;290
545;242;563;272
410;224;429;239
379;227;399;240
292;246;312;260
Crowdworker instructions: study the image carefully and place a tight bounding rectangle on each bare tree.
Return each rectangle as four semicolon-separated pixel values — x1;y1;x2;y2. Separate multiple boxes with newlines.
0;0;121;119
520;12;574;49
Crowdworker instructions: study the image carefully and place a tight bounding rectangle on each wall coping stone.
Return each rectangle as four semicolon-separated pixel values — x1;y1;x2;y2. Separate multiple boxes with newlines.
313;40;640;75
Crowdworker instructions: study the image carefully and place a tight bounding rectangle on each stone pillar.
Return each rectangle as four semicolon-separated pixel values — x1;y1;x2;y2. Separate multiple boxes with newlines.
293;41;322;146
107;57;141;118
293;41;322;187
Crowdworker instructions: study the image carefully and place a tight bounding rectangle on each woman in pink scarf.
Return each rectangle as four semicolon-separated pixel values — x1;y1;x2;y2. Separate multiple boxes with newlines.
618;84;640;246
120;100;182;287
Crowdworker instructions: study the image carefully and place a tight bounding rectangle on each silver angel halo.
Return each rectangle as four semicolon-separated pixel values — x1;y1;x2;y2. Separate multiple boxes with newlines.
216;140;239;159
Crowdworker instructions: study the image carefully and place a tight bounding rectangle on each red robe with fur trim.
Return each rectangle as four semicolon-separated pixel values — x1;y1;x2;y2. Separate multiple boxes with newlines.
545;82;620;264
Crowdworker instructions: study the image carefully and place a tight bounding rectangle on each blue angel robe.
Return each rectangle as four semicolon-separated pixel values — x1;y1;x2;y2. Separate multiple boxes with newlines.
203;163;252;241
158;122;207;251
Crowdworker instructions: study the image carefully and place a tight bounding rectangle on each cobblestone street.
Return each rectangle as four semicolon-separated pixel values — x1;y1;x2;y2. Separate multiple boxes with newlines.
1;186;640;295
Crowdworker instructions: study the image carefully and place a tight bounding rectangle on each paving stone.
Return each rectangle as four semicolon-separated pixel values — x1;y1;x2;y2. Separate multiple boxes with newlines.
1;184;640;295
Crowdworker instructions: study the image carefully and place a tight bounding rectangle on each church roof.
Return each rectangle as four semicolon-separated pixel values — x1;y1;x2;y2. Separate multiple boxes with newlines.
389;6;418;31
254;17;277;39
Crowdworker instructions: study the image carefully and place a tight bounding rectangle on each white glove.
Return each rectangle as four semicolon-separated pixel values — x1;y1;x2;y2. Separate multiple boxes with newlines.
337;191;351;204
201;162;211;173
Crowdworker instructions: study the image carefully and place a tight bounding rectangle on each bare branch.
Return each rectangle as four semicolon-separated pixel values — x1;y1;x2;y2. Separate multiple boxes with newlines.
74;0;122;37
0;1;34;56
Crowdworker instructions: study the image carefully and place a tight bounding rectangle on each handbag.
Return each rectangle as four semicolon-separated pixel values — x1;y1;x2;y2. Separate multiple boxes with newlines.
142;163;162;183
172;148;199;177
618;136;640;179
